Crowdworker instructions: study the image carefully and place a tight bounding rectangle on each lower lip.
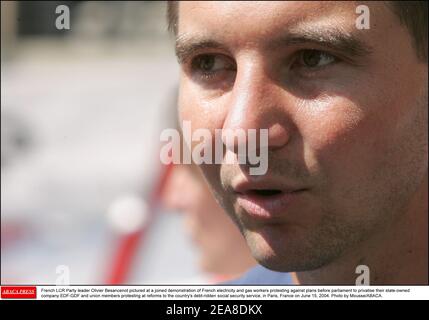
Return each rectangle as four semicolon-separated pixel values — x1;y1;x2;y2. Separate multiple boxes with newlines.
236;191;305;220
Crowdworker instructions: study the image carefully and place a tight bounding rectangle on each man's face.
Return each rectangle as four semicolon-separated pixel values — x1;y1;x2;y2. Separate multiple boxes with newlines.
177;1;428;272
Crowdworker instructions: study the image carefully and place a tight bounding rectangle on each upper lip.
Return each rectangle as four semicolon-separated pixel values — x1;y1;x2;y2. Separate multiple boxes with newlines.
232;178;306;195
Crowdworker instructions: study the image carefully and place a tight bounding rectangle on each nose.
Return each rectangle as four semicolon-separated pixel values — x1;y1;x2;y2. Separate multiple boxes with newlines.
221;60;292;154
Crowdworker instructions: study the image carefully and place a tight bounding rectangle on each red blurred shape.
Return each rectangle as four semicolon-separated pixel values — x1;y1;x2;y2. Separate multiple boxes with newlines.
106;163;173;284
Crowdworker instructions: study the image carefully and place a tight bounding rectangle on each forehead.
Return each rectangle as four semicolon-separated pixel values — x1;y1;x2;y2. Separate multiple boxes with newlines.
177;1;392;46
179;2;352;33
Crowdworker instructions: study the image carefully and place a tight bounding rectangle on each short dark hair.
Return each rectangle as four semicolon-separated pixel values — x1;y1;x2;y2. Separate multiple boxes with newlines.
167;1;178;35
166;1;427;61
387;1;427;61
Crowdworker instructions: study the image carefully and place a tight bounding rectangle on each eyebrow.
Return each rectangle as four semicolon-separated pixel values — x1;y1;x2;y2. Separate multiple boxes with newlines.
271;27;373;58
175;26;373;64
175;37;226;64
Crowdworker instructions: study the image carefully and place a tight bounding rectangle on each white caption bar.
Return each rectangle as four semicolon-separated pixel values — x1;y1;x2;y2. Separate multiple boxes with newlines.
29;286;429;300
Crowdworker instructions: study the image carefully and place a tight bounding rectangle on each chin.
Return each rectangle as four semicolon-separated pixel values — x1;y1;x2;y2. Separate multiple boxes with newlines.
243;226;337;273
243;228;289;270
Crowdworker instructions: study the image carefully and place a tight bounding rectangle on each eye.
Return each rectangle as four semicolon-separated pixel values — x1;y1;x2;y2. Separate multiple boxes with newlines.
193;55;221;72
190;54;236;81
294;50;337;69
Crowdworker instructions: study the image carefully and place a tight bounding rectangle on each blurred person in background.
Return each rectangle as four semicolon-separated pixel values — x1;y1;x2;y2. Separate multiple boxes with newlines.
162;162;256;283
2;1;188;285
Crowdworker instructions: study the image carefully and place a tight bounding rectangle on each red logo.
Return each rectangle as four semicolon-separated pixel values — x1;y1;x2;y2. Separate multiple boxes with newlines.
1;286;37;299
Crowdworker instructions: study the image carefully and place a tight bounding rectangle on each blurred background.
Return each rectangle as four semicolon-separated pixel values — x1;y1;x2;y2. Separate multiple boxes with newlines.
1;1;209;284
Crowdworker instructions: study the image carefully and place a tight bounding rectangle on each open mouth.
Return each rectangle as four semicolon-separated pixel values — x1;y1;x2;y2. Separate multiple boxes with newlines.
248;189;283;197
232;179;307;218
235;187;306;219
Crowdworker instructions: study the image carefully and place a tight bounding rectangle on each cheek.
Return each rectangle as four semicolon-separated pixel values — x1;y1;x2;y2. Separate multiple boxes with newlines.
298;97;383;184
200;163;223;199
179;81;228;191
178;80;228;130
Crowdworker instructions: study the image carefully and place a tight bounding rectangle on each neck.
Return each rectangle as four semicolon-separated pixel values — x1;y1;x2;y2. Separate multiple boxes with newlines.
293;175;428;285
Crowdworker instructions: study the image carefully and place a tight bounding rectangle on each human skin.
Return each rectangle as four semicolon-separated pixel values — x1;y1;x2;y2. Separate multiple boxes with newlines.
176;1;428;284
163;164;255;278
